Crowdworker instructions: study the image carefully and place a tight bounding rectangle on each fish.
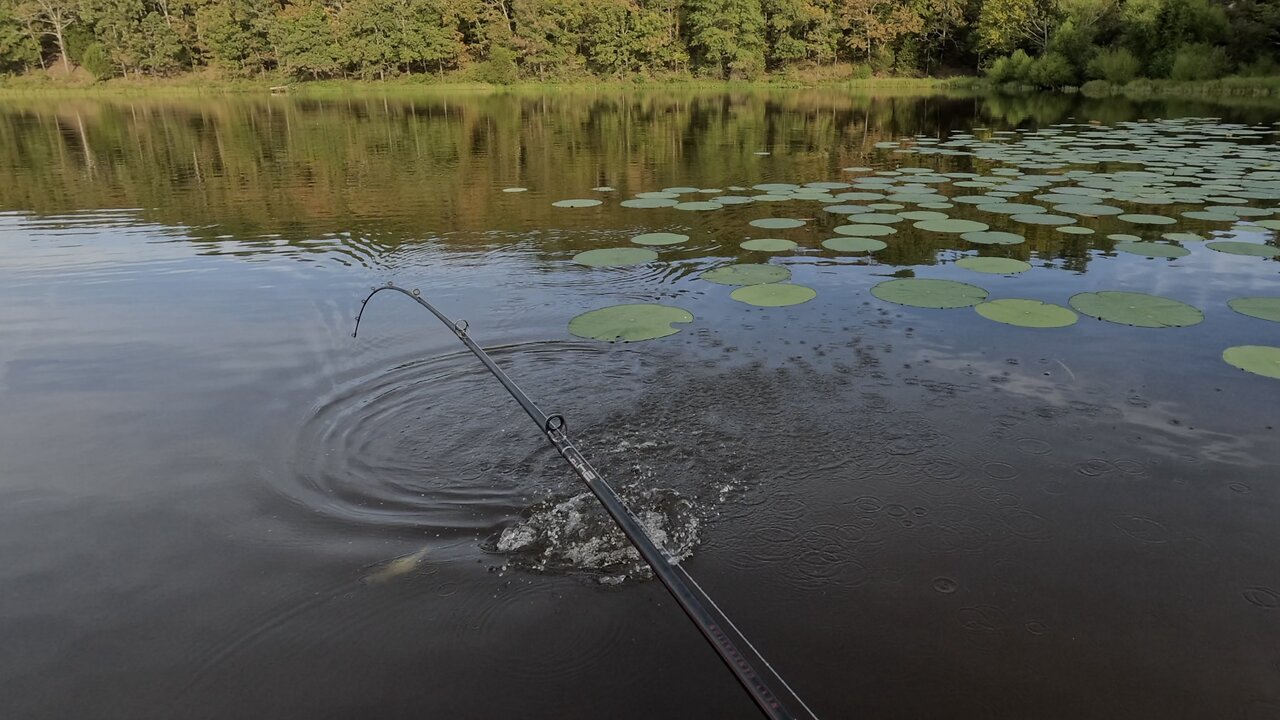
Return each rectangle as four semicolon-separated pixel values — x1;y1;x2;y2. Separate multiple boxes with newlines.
361;546;431;584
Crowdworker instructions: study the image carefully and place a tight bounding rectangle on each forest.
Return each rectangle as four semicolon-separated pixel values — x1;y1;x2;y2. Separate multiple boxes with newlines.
0;0;1277;87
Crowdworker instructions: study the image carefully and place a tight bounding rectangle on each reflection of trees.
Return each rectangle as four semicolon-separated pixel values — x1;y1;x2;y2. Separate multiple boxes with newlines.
0;89;1272;270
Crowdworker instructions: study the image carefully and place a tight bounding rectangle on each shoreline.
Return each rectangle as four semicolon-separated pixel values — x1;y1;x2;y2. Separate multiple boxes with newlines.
1;74;1277;100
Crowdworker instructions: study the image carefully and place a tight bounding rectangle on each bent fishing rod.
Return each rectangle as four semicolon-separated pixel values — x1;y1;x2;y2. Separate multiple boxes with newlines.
353;283;817;720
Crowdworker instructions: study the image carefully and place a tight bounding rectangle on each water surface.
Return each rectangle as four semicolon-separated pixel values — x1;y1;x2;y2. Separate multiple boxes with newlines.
1;89;1278;720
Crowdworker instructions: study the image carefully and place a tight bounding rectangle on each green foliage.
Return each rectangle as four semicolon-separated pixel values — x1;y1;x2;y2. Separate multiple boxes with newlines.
80;42;113;78
686;0;767;79
0;0;1273;85
1170;43;1230;81
1030;51;1076;87
473;46;519;84
1087;46;1140;83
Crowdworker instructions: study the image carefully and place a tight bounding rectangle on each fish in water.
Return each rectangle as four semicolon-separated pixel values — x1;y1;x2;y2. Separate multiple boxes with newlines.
362;547;430;584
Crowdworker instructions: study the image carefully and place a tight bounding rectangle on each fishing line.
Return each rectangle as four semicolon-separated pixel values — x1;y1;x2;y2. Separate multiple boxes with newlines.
354;283;818;720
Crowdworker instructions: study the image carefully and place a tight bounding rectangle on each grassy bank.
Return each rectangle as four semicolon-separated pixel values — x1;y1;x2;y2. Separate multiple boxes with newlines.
0;69;976;98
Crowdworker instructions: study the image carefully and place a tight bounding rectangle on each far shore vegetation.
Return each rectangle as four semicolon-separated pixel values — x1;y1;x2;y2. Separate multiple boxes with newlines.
1;0;1277;97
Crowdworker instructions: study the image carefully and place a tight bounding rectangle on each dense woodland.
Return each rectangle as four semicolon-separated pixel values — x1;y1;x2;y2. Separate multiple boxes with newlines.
0;0;1277;86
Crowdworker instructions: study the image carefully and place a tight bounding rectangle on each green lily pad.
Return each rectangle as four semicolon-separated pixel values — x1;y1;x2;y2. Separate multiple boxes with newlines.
1108;233;1141;242
871;278;989;308
1013;214;1077;226
674;201;721;211
632;232;689;246
1206;241;1280;257
572;247;658;267
621;198;678;208
956;257;1032;274
741;238;798;252
980;203;1048;215
822;237;887;253
1057;226;1095;235
730;284;818;307
502;187;528;193
1118;213;1177;225
701;264;792;286
1069;291;1204;328
1055;204;1124;216
853;213;905;224
962;230;1025;245
899;211;949;221
636;191;680;199
975;299;1078;328
834;224;896;237
714;196;755;205
1182;210;1240;222
1228;297;1280;322
824;205;871;215
749;218;806;230
553;199;603;208
663;186;700;194
1161;232;1203;243
568;303;693;342
1114;242;1190;258
915;218;989;234
1254;219;1280;230
1223;345;1280;379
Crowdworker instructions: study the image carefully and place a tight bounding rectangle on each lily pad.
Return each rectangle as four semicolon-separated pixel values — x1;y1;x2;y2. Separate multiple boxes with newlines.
834;224;896;237
1206;241;1280;257
1055;204;1124;216
632;232;689;246
621;198;678;209
573;247;658;267
1223;345;1280;379
956;257;1032;274
1228;297;1280;323
502;187;528;193
1012;213;1077;226
674;201;722;211
701;264;792;286
730;284;818;307
899;211;949;221
749;218;806;230
1254;219;1280;230
962;230;1025;245
824;204;871;215
915;218;989;234
1118;213;1177;225
980;203;1048;215
854;213;906;224
741;238;798;252
871;278;989;309
1069;291;1204;328
553;199;603;208
568;304;693;342
822;237;887;253
1182;210;1240;222
1114;242;1190;258
975;299;1078;328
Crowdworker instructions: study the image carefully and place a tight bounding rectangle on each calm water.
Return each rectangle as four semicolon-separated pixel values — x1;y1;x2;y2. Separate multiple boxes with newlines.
1;89;1278;720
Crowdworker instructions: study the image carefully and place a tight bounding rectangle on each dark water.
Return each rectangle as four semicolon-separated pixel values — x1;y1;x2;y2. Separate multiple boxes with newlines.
1;89;1278;720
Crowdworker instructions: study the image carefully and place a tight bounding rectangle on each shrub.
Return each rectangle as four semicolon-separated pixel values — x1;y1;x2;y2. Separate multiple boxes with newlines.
1238;56;1280;78
80;43;114;80
1170;43;1230;81
1087;47;1141;84
851;63;872;80
986;49;1034;84
1030;52;1076;88
473;46;518;85
1080;79;1114;97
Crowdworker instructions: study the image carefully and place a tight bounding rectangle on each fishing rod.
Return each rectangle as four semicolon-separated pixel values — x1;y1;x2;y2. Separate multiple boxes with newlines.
353;283;818;720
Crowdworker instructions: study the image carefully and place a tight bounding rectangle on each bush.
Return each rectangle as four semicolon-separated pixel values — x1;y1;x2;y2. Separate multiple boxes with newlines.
1170;43;1230;81
1087;47;1141;84
986;49;1034;84
851;63;872;80
1238;56;1280;78
473;46;518;85
1080;79;1114;96
1029;52;1076;88
80;43;114;80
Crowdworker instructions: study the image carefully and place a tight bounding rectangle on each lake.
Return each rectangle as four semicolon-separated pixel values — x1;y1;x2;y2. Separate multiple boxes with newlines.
1;88;1278;719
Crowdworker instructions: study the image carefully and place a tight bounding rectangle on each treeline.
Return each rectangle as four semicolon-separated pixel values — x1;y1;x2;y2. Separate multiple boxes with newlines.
0;0;1276;84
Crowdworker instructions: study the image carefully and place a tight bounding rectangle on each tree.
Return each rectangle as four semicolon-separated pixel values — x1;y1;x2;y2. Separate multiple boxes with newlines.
763;0;837;67
0;2;42;72
17;0;79;71
194;0;273;76
977;0;1062;55
685;0;766;78
837;0;923;66
912;0;967;73
271;0;337;79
